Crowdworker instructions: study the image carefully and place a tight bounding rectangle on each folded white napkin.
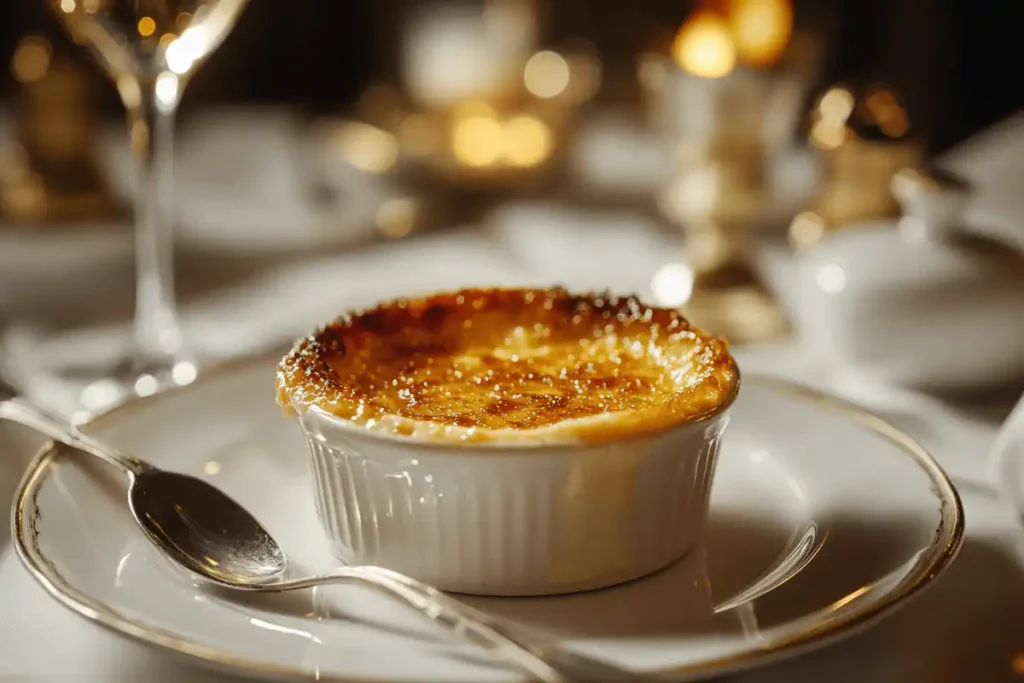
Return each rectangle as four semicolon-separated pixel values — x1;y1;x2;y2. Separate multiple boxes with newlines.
987;393;1024;513
941;111;1024;250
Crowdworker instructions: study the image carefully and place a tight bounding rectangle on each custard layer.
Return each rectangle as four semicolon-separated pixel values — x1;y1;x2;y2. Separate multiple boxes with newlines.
276;288;739;443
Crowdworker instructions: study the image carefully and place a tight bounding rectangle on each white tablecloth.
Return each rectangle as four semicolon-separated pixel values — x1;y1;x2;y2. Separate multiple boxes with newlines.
1;108;1023;682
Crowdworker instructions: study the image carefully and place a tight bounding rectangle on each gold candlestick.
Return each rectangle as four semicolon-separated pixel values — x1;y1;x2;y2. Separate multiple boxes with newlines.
643;6;792;343
788;83;923;250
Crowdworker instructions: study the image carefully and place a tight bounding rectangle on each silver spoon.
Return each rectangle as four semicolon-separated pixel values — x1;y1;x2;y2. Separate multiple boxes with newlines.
0;382;652;683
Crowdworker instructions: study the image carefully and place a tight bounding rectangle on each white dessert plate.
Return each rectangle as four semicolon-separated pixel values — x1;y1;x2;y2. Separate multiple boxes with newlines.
11;352;963;682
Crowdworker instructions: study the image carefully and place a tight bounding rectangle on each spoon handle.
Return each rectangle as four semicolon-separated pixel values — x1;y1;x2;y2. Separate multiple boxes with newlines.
0;390;148;476
279;565;653;683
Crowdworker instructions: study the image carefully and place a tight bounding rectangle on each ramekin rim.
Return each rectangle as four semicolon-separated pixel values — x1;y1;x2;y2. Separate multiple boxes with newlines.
293;364;741;453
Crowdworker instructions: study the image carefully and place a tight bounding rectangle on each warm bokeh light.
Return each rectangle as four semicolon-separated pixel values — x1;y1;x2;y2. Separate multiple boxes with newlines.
11;36;52;84
331;121;399;174
865;87;910;138
788;211;825;249
452;113;503;167
452;100;497;119
138;15;157;36
59;0;75;13
165;26;211;75
138;16;157;37
134;374;159;398
165;41;192;74
154;71;180;109
376;197;418;238
810;87;854;150
819;87;855;122
807;84;909;149
650;263;695;307
815;263;847;294
809;120;846;150
523;50;570;99
728;0;792;67
672;11;736;78
502;115;553;167
172;359;197;386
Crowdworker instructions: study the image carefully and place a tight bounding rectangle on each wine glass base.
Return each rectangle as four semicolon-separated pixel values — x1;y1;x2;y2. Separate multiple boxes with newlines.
76;357;199;422
1;324;197;421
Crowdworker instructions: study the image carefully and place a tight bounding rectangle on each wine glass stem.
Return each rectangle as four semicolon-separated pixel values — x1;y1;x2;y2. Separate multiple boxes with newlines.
126;74;183;370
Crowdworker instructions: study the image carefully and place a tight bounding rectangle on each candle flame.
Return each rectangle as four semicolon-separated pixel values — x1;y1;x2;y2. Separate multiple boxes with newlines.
672;11;736;78
728;0;792;67
672;0;792;75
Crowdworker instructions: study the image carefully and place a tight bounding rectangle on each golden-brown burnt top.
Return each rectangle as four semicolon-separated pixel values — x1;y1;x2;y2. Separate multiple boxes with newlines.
276;288;739;444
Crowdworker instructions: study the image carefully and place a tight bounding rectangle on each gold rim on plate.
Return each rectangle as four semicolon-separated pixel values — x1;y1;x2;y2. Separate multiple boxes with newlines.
10;349;965;682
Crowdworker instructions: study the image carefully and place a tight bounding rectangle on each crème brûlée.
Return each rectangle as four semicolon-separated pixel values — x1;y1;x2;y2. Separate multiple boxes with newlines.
276;288;739;444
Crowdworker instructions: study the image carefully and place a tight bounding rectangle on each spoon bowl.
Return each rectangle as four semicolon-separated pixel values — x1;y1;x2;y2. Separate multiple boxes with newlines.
130;470;288;587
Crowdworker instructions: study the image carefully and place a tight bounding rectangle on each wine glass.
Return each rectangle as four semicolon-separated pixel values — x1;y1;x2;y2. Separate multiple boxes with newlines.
40;0;249;415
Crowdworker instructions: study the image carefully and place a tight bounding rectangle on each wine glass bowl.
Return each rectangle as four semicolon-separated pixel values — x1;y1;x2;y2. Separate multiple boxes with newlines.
52;0;248;80
41;0;249;414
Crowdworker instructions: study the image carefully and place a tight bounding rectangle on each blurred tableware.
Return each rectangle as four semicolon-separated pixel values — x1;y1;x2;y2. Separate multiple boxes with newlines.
174;110;393;255
13;350;962;682
335;0;599;205
637;7;800;343
400;0;545;188
939;111;1024;252
566;111;819;225
793;165;1024;392
401;0;537;110
46;107;420;257
788;83;923;250
1;36;119;225
40;0;250;413
637;2;816;228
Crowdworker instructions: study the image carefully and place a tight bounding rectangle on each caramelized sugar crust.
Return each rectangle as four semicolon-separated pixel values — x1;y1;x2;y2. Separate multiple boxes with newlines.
276;288;739;443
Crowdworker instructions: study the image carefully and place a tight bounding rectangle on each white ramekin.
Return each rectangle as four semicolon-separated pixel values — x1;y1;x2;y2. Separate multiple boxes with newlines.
295;406;733;597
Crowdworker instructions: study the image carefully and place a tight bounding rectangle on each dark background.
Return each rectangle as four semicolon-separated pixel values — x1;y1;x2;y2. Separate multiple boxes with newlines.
1;0;1022;154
